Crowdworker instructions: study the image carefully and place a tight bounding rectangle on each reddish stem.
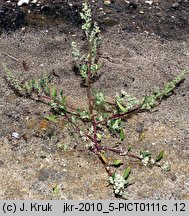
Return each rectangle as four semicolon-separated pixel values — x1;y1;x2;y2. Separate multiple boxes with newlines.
97;105;141;125
127;153;141;160
63;113;94;142
86;41;101;152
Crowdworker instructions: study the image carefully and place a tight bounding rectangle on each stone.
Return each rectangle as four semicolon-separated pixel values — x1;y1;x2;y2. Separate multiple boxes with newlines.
18;0;29;7
0;8;5;17
12;132;20;139
145;1;153;5
172;2;179;8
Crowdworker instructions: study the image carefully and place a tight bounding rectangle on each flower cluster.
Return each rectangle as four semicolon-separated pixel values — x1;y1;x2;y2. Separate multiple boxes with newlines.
109;174;127;195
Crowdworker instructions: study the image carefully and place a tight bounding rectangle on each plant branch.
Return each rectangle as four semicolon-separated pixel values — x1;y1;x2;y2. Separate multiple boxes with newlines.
97;105;142;125
63;113;94;142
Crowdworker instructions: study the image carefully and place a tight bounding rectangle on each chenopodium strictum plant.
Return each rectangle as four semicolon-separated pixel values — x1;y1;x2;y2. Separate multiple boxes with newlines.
3;2;187;197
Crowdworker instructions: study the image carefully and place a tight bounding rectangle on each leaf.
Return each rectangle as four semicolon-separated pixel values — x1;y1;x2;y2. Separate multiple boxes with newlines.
39;119;49;130
112;159;123;167
140;150;151;158
111;173;116;181
51;86;57;98
123;167;131;180
63;144;68;151
99;152;107;164
96;133;102;141
161;162;171;172
155;150;164;162
139;131;145;141
116;101;127;112
44;86;50;96
119;129;125;141
46;115;58;123
80;64;88;79
60;96;67;106
52;185;60;195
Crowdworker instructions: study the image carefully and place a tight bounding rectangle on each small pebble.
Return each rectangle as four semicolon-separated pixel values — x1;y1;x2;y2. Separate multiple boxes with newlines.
12;132;20;139
136;122;144;133
0;160;4;166
104;0;111;4
172;2;179;8
40;155;46;159
145;1;153;5
171;174;177;181
18;0;29;6
0;9;5;16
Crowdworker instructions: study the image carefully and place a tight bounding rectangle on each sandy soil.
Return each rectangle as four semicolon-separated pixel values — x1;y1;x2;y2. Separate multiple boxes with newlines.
0;0;189;199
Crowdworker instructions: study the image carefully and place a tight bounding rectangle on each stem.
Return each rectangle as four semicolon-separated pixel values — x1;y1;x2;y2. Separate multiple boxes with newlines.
86;40;100;152
127;153;141;160
86;44;93;116
63;113;94;142
2;52;19;62
38;93;80;115
97;105;141;125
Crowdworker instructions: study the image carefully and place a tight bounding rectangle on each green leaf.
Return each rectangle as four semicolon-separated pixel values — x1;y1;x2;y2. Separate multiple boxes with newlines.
139;131;145;141
111;173;116;181
117;101;127;112
77;109;90;119
94;92;105;106
112;159;123;167
63;144;68;151
44;86;50;96
99;152;107;164
51;86;57;99
60;96;67;106
161;162;171;172
123;167;131;180
119;129;125;141
52;185;60;195
155;150;164;162
96;133;102;141
80;64;88;79
140;150;151;159
45;115;58;123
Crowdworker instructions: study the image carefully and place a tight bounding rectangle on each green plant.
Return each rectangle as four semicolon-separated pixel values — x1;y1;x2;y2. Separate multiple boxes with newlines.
3;2;187;198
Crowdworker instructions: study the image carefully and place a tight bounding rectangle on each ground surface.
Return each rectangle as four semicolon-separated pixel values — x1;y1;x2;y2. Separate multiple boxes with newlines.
0;0;189;199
